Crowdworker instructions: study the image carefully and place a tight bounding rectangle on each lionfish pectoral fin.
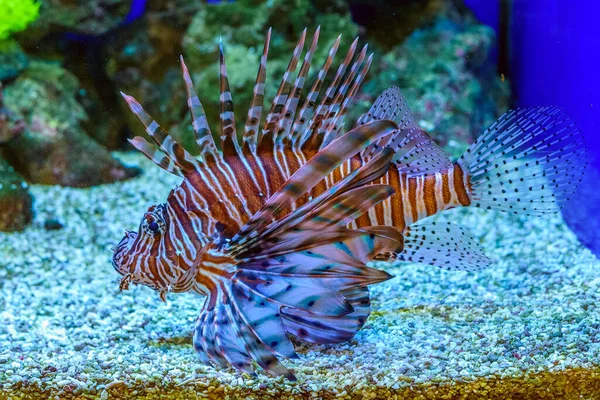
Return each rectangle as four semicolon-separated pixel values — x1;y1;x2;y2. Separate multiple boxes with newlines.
231;120;398;247
394;219;492;271
231;227;396;352
199;118;400;378
193;286;297;379
211;227;397;377
280;286;372;344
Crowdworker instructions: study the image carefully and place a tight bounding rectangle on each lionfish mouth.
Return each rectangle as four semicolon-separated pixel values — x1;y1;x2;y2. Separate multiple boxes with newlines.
112;230;137;274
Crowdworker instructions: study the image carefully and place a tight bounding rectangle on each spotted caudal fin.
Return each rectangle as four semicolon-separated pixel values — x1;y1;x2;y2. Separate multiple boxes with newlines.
457;107;588;215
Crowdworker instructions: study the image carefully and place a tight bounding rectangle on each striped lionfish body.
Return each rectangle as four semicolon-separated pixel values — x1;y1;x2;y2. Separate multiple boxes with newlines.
112;28;587;379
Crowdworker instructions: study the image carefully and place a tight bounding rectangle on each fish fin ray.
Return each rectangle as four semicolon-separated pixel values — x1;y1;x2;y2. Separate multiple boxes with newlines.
291;35;341;146
180;56;218;157
395;219;492;271
243;28;271;152
458;106;588;215
392;126;453;177
219;40;241;156
276;28;320;146
260;29;307;147
128;137;183;177
281;286;371;344
358;86;417;160
301;38;358;150
121;92;200;173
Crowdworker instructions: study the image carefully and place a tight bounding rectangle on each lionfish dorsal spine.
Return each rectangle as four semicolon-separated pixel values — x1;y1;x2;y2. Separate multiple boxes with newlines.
180;55;219;158
275;27;321;147
321;47;372;147
291;34;341;146
121;92;201;174
302;37;359;150
260;28;307;147
242;28;272;153
219;38;241;157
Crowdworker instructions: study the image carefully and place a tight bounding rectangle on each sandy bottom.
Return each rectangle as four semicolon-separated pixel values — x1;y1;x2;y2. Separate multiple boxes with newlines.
1;153;599;399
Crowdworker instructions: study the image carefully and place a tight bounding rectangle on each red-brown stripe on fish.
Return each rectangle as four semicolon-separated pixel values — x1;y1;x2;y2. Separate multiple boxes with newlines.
113;28;587;379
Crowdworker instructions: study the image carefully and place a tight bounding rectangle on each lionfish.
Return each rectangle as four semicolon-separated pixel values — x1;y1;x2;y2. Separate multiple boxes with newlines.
112;28;587;379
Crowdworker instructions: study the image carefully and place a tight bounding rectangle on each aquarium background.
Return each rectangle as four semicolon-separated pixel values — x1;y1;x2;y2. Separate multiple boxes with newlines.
1;0;600;399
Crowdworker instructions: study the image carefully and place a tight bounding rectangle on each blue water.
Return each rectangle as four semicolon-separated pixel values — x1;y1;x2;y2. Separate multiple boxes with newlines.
468;0;600;257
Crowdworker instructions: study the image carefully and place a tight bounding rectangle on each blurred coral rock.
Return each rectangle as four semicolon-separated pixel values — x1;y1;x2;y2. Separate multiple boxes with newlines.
0;39;29;82
0;61;139;187
0;155;32;232
20;0;129;41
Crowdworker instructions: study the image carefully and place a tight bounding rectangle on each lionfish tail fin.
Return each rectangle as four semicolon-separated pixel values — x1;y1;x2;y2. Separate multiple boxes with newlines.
193;119;401;379
457;106;588;215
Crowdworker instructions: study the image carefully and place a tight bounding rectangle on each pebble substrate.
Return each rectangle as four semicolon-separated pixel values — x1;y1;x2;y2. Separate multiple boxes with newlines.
1;153;600;399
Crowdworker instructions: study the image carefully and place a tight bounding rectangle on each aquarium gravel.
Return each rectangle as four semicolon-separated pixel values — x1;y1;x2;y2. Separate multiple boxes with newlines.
1;153;600;399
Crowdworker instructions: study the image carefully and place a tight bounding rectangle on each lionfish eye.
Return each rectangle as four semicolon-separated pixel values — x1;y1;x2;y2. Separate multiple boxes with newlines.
148;221;159;232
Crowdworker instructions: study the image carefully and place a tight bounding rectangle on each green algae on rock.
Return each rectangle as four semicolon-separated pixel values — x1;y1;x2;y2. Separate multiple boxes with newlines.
0;0;40;40
0;61;139;187
0;39;29;82
20;0;130;43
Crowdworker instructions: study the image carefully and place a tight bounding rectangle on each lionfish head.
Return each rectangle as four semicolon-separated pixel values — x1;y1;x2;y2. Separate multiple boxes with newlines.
112;203;180;298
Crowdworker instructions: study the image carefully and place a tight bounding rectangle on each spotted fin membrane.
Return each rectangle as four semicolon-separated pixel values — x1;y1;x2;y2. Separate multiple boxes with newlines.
457;106;587;215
